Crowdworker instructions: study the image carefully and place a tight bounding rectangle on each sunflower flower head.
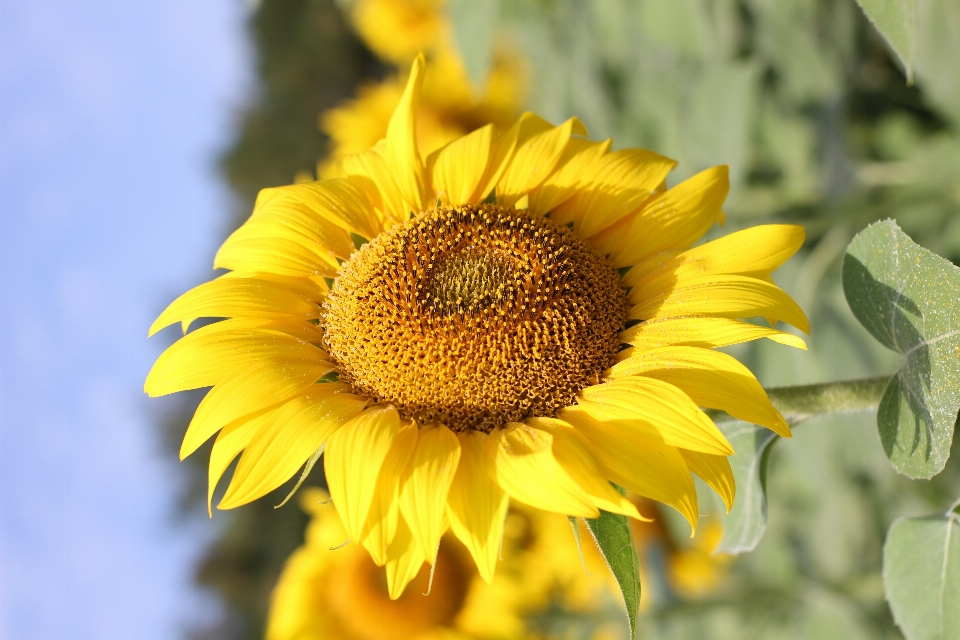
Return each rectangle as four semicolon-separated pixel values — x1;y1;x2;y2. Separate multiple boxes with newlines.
146;56;809;600
266;488;574;640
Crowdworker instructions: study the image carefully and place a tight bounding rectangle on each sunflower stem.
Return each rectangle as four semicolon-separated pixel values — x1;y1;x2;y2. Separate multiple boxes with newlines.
710;375;891;425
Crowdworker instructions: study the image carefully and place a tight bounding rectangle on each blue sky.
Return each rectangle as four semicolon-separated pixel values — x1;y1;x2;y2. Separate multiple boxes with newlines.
1;1;249;637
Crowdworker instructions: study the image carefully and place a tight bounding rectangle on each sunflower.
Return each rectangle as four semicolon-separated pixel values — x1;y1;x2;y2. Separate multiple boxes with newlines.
319;47;524;177
266;487;530;640
266;488;596;640
146;56;808;599
350;0;446;66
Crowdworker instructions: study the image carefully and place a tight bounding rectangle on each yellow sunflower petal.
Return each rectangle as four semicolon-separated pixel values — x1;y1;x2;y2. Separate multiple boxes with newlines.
578;377;734;456
324;406;401;542
496;115;588;207
144;319;329;396
427;124;494;206
445;430;508;583
206;318;324;344
628;274;811;334
611;165;728;267
624;224;806;292
486;423;599;518
215;193;357;275
559;406;699;529
215;270;328;301
251;177;383;241
180;364;335;460
383;54;427;214
341;145;407;224
679;449;735;512
360;421;418;566
528;137;611;217
398;424;461;561
619;316;807;351
213;234;337;278
526;417;644;520
207;412;263;516
470;113;535;202
583;209;637;258
149;278;319;337
607;346;791;437
550;149;677;237
385;516;427;600
219;389;369;509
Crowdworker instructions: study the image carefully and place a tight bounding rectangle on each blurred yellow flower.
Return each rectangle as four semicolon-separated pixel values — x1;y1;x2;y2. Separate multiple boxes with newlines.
146;56;808;599
351;0;446;65
315;0;525;179
319;48;524;177
665;518;731;599
266;488;594;640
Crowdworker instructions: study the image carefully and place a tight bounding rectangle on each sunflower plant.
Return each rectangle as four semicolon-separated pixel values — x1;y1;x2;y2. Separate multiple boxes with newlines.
160;0;960;635
146;53;827;633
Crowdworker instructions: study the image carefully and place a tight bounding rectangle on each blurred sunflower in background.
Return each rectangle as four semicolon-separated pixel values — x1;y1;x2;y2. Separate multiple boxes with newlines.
265;487;530;640
350;0;445;65
146;54;807;600
266;490;730;640
314;0;525;178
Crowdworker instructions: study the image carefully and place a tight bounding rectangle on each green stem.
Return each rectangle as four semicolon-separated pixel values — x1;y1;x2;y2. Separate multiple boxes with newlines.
711;375;891;425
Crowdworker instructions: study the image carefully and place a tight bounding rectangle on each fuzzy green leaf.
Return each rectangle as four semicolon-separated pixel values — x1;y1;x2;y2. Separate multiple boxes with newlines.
855;0;917;81
447;0;499;87
842;220;960;478
883;511;960;639
586;505;640;639
714;420;780;554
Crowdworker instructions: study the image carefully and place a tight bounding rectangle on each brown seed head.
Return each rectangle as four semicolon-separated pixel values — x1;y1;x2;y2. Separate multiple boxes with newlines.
322;204;627;432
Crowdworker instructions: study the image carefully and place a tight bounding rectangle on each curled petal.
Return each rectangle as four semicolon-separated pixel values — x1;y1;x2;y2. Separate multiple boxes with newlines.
360;421;418;565
446;431;508;583
427;124;495;206
384;516;427;600
611;165;728;266
398;424;461;561
624;224;806;292
145;319;329;396
578;377;734;455
325;406;400;542
607;346;791;437
559;406;699;530
219;389;368;509
496;114;587;207
628;274;811;334
180;363;335;459
619;316;806;351
149;278;319;337
486;422;598;518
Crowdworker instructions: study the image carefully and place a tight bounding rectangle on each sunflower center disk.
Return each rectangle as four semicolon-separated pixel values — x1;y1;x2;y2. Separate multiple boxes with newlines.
322;204;627;432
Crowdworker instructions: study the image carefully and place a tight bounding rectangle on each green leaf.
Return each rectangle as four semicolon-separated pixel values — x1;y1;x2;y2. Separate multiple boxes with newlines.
915;0;960;125
714;420;780;554
883;511;960;640
447;0;499;87
842;220;960;479
585;506;640;639
855;0;917;82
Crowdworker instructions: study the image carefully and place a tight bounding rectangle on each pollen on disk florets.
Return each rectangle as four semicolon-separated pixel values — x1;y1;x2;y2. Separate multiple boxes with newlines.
322;204;627;432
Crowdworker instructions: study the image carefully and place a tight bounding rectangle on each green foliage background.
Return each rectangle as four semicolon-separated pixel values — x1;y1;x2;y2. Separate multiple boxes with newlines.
161;1;960;638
